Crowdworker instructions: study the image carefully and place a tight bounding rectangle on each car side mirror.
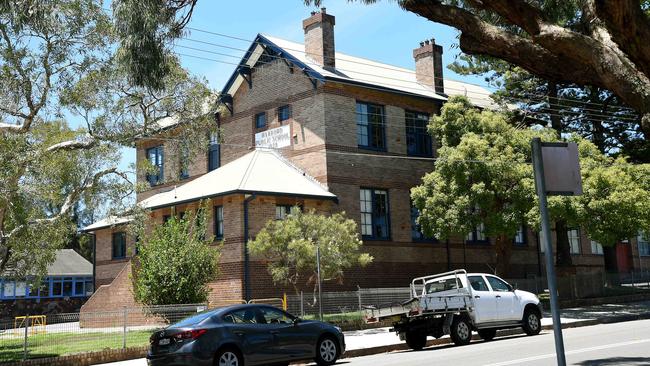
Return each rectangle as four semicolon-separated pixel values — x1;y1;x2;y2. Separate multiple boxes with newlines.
509;284;516;291
293;317;301;326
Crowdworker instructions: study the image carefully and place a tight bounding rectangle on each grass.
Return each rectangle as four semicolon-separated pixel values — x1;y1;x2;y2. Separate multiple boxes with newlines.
0;330;153;362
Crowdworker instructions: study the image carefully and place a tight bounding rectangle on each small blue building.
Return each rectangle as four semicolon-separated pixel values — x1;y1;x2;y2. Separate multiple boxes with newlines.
0;250;93;318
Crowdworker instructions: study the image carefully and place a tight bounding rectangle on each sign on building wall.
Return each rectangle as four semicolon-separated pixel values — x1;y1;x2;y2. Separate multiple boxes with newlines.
255;125;291;149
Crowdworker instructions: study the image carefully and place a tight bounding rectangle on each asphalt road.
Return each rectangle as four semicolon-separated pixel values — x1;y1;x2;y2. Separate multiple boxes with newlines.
336;319;650;366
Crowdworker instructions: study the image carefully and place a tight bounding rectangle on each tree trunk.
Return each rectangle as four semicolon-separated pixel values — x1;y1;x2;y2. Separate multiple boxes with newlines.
555;220;573;267
494;234;513;278
602;245;618;273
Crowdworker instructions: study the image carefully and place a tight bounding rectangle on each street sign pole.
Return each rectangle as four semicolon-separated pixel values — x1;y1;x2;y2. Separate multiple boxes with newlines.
531;137;567;366
316;245;323;321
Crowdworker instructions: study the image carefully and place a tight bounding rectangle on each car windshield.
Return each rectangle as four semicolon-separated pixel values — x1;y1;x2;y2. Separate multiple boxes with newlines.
170;310;215;328
425;277;463;294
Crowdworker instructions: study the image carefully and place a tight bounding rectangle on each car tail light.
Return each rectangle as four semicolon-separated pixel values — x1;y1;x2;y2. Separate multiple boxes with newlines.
173;329;207;340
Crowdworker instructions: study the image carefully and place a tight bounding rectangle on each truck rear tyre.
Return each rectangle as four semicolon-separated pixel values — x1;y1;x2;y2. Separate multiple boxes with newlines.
522;308;542;336
450;317;472;346
478;329;496;341
405;331;427;351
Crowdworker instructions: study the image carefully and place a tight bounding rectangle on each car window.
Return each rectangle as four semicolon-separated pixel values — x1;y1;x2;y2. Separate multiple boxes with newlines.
425;277;463;294
468;276;490;292
486;276;512;292
259;307;294;325
171;310;216;328
222;309;258;324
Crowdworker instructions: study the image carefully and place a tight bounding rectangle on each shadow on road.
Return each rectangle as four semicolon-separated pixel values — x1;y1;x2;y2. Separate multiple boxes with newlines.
576;357;650;365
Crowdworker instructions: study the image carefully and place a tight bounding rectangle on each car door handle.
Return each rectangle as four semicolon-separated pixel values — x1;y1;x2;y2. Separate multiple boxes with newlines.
233;331;245;336
474;295;481;299
496;295;501;298
269;330;279;335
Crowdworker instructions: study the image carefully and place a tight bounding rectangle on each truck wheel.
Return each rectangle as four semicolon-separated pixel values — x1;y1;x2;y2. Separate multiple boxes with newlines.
478;329;496;341
405;331;427;351
522;308;542;336
450;317;472;346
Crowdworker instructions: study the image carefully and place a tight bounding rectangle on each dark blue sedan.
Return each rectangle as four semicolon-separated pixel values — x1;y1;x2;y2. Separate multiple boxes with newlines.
147;304;345;366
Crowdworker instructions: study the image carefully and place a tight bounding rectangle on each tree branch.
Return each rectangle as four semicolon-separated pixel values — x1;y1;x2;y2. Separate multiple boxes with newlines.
45;134;98;153
3;167;127;240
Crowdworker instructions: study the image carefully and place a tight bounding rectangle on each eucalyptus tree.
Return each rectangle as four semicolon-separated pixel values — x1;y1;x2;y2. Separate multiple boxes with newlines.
0;0;217;278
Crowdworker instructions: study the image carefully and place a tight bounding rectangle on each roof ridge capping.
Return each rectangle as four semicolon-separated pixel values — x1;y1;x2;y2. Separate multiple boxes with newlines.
259;148;332;193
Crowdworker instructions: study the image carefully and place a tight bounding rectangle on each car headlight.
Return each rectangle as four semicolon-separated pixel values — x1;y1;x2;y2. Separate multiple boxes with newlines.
334;326;342;333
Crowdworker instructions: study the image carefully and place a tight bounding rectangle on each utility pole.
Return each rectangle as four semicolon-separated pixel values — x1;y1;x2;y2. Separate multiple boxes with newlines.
316;245;323;321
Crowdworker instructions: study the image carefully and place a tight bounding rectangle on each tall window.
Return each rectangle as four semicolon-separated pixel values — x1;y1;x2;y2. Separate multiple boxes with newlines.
208;132;220;172
278;105;291;122
638;231;650;256
112;232;126;259
146;145;164;186
591;240;604;255
255;112;266;129
514;225;527;246
356;102;386;150
466;222;488;243
568;228;581;254
410;203;435;242
214;206;224;239
179;144;189;179
405;111;432;157
360;188;390;239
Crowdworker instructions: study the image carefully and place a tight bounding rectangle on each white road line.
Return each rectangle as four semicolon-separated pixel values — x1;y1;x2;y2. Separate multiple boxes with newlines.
483;338;650;366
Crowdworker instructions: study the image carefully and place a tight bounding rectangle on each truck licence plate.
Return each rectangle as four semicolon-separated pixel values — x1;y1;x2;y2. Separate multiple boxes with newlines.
158;338;171;346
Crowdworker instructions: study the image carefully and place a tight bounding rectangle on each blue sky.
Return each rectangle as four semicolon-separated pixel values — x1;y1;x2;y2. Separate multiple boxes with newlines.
116;0;489;171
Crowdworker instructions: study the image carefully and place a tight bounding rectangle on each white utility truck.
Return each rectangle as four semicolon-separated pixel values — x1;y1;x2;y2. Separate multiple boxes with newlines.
363;270;543;350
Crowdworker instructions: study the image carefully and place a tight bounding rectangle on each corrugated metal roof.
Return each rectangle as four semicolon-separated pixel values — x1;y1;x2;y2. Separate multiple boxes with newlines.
82;216;132;232
223;34;495;109
46;249;92;276
139;149;337;210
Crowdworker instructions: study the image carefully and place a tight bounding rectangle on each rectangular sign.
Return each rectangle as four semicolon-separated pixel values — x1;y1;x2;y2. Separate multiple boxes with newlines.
541;142;583;196
255;125;291;149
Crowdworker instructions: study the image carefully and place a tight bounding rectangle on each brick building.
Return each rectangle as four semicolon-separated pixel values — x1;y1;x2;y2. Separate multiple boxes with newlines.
83;10;650;305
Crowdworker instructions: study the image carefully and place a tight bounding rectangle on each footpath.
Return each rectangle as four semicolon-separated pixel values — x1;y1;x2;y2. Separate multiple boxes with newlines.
98;300;650;366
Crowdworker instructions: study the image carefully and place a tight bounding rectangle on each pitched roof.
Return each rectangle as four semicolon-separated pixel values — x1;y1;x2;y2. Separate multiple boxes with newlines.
138;149;337;210
46;249;92;276
222;34;494;109
82;216;133;232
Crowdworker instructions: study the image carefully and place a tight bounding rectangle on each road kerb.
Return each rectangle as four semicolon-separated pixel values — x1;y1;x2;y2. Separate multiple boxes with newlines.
341;313;650;359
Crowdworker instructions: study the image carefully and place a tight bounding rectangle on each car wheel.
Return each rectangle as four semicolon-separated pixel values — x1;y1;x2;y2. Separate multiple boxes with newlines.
315;336;339;366
450;316;472;346
215;348;243;366
522;308;542;336
478;329;496;341
405;330;427;350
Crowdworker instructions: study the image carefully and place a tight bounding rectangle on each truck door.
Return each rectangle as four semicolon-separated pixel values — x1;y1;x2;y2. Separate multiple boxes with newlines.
486;276;519;321
467;275;497;323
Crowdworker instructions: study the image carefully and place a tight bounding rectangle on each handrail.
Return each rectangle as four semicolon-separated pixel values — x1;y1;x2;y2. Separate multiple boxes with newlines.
410;269;468;298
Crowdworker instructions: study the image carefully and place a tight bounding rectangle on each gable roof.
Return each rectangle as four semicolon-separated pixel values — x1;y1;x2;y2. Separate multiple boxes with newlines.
82;216;133;232
47;249;92;277
138;149;337;210
222;34;494;108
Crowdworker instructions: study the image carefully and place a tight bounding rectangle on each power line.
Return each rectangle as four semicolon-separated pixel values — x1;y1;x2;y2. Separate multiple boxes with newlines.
173;51;640;124
176;29;639;116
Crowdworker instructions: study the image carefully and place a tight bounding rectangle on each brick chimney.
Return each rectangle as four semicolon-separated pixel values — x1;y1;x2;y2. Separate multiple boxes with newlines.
302;8;335;69
413;38;445;95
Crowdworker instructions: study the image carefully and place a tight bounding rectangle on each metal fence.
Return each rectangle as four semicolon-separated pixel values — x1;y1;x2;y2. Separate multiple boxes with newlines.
2;270;649;362
0;303;209;362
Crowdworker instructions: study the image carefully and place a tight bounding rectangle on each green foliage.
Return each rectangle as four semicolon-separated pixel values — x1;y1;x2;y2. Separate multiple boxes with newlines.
113;0;197;91
249;209;372;293
132;204;220;305
0;0;216;278
412;96;650;273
